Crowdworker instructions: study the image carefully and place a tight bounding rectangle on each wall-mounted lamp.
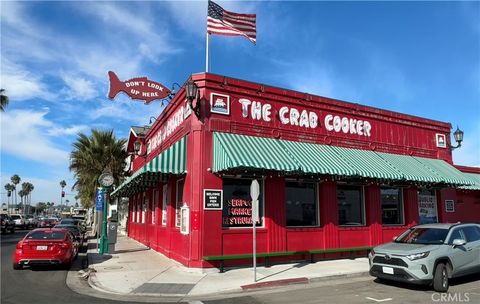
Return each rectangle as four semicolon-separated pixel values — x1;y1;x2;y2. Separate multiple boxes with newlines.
449;126;464;151
185;80;201;119
149;116;157;124
133;138;148;158
169;83;182;99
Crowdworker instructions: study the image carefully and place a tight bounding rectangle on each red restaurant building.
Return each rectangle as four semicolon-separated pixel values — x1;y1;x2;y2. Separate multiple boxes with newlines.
111;73;480;269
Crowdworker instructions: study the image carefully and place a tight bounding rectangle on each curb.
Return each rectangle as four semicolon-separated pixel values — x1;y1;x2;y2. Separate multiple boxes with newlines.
241;277;308;290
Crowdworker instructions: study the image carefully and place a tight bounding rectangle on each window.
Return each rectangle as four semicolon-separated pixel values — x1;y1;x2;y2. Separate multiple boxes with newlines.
152;190;158;224
337;185;364;226
222;178;263;228
418;189;438;224
176;179;185;227
142;194;147;224
381;187;404;225
448;228;466;245
285;181;318;227
161;184;168;226
463;226;480;242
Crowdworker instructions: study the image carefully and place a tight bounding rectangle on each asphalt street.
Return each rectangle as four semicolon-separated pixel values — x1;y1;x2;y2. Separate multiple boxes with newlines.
1;230;147;304
2;230;479;304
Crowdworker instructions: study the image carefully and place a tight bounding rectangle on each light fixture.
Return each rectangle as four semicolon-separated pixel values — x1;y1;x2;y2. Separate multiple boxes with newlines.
169;82;182;99
133;138;148;158
149;116;157;124
449;126;464;151
185;80;201;119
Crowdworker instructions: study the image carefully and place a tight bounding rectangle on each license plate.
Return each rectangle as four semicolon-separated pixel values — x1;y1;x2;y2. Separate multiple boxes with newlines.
36;246;48;251
382;266;394;274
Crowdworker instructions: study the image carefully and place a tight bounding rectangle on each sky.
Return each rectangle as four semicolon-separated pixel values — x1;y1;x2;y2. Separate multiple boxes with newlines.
1;1;479;207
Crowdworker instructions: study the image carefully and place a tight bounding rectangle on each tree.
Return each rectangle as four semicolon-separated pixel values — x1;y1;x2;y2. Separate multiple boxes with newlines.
18;189;25;210
4;183;14;212
70;129;128;209
36;202;47;214
10;175;20;210
21;182;34;214
0;89;9;112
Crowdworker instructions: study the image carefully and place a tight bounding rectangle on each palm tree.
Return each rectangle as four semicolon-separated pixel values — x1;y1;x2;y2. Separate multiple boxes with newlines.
4;183;14;213
10;175;21;210
18;189;25;211
70;129;128;209
21;182;34;214
0;89;9;112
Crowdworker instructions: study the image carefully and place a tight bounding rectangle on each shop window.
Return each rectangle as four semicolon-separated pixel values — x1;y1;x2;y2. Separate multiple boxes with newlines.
337;185;365;226
418;189;438;224
381;187;404;225
176;179;185;227
285;181;318;227
142;193;147;224
152;190;158;224
222;178;263;228
161;184;168;226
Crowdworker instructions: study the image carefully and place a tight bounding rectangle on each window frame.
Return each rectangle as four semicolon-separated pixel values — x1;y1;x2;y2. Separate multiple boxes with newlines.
337;184;366;227
285;179;320;228
380;186;405;226
175;179;185;228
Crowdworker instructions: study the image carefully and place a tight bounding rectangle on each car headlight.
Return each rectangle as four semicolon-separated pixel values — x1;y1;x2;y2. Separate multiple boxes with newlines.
406;251;429;261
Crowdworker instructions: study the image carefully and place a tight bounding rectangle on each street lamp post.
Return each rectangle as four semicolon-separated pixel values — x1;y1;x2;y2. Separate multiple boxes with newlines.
98;172;115;255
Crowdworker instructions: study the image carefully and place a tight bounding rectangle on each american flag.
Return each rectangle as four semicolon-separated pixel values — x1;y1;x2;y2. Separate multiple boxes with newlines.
207;1;257;44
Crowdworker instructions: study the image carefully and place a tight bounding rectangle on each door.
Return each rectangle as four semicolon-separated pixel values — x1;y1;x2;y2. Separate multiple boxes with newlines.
448;226;478;276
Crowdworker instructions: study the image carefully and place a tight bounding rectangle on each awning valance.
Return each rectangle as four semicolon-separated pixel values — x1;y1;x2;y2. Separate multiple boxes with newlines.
212;132;474;187
111;136;187;197
459;173;480;190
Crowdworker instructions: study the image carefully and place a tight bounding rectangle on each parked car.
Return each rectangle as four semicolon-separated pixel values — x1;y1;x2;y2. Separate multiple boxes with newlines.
54;224;84;242
10;214;27;229
59;218;86;234
25;215;38;228
369;223;480;292
38;217;58;228
13;228;78;269
1;214;16;234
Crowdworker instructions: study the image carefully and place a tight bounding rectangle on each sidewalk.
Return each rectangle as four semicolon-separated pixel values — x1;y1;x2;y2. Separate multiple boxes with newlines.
86;235;370;298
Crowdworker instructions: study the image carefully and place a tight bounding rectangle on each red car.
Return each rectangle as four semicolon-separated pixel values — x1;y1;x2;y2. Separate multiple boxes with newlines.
13;228;78;269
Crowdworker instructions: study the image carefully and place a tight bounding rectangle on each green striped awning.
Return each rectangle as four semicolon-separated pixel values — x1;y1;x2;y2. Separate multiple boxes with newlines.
332;146;404;180
376;152;444;183
111;136;187;197
459;173;480;190
281;141;356;176
414;157;474;185
212;132;473;187
213;132;299;172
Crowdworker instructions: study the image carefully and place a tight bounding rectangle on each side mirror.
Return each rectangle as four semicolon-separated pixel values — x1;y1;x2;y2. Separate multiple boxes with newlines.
452;239;466;247
392;236;397;241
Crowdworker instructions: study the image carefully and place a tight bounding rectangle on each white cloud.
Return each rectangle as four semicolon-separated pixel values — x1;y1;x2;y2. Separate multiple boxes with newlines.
60;72;98;101
47;125;89;137
0;109;69;165
0;58;56;101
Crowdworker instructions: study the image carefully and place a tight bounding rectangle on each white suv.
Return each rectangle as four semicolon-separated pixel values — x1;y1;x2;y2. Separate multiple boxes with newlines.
10;214;27;229
369;223;480;292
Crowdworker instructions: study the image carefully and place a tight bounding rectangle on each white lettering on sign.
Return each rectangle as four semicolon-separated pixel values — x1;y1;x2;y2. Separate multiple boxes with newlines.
238;99;272;121
324;114;371;137
147;105;186;153
237;97;371;136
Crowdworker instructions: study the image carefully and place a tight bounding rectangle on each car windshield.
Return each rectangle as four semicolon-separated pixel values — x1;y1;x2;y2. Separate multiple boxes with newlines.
26;231;66;240
395;227;448;245
11;215;21;219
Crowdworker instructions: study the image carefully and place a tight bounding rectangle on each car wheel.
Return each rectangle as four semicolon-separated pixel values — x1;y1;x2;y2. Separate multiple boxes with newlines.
433;263;449;292
13;263;23;270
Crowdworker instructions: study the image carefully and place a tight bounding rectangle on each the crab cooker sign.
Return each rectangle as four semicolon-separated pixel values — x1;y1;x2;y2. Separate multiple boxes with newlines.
237;98;372;137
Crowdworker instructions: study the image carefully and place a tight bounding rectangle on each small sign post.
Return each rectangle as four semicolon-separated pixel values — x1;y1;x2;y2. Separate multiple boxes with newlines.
250;179;260;282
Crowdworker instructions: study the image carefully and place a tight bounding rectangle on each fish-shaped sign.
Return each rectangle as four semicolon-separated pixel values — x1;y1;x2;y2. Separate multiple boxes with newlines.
108;71;172;104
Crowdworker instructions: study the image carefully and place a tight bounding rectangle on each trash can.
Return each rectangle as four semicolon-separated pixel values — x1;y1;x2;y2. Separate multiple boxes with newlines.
107;221;118;253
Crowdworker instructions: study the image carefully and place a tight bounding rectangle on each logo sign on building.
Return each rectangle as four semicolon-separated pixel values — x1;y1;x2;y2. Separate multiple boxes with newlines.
95;188;104;211
210;93;230;115
204;189;223;210
107;71;171;104
445;200;455;213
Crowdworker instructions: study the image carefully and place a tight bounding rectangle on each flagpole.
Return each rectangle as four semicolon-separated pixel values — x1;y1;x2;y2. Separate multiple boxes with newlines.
206;32;209;73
